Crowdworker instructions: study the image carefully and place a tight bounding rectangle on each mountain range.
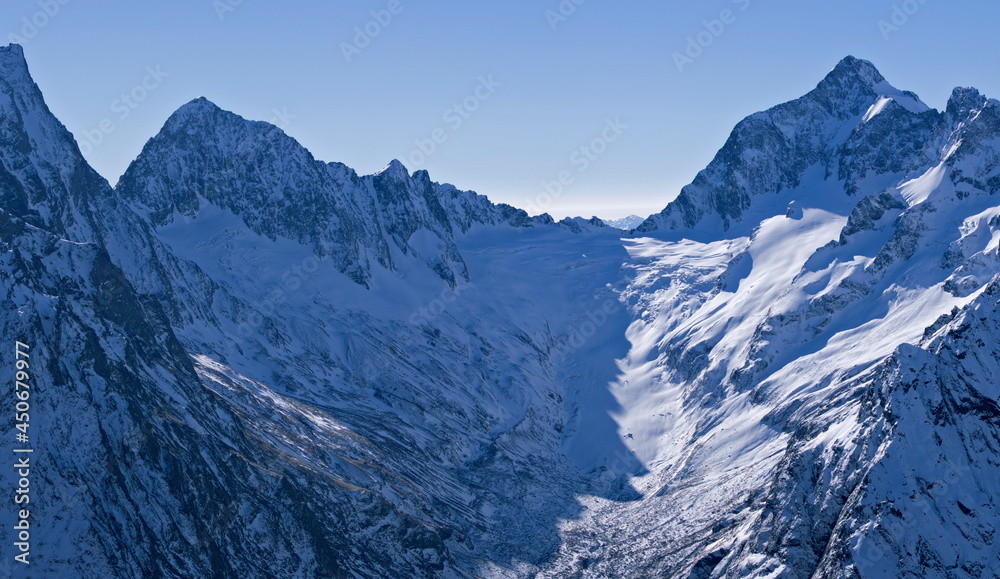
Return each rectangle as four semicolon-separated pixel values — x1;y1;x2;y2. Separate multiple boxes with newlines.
1;44;998;578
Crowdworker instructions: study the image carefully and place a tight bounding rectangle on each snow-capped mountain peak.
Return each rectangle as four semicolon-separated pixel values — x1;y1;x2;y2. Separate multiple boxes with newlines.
603;214;645;230
826;55;884;85
636;56;942;234
174;95;219;113
115;97;569;287
376;158;410;180
818;55;929;115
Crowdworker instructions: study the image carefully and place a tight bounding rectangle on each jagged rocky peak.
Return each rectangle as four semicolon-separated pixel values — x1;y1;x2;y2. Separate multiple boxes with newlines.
0;42;75;160
635;56;938;234
117;94;336;229
178;95;216;112
934;86;1000;195
376;158;410;180
827;55;885;85
942;88;1000;159
157;96;292;141
0;43;114;241
117;99;436;285
0;43;27;78
160;96;222;131
812;55;929;117
944;86;994;123
817;55;888;96
0;45;47;107
146;95;300;160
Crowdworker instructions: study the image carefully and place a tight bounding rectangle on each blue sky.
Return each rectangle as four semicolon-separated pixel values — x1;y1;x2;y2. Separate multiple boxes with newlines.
3;0;998;219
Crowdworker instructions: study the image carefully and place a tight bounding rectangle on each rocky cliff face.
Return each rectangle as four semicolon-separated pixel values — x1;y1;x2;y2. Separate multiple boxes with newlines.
0;44;110;241
115;97;551;288
636;56;938;234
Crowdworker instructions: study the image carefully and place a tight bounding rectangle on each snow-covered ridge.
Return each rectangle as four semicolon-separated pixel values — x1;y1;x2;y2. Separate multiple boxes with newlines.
3;43;1000;578
115;96;569;288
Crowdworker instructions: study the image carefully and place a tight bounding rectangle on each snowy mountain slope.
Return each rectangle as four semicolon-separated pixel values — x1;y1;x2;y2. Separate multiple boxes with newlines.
0;208;492;577
817;279;1000;578
107;87;645;571
2;43;1000;579
140;197;642;571
531;59;1000;577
